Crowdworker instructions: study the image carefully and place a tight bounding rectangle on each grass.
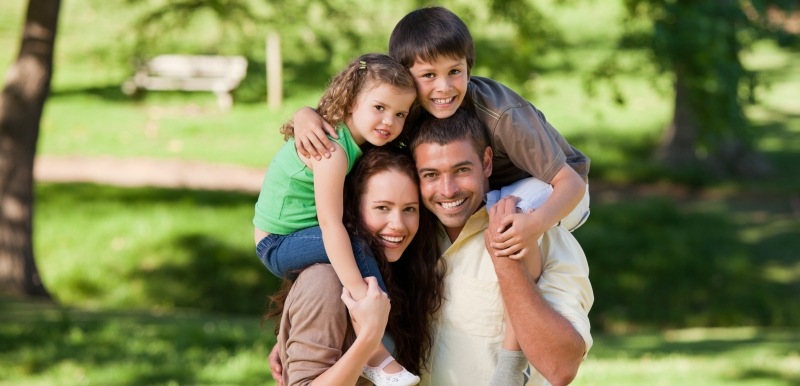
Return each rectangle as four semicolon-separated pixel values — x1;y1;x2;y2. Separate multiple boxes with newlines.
575;328;800;386
34;183;277;314
0;297;277;386
2;297;797;385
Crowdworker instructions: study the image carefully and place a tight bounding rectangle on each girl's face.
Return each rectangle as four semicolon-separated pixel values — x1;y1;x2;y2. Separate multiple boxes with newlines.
360;169;420;263
345;83;416;147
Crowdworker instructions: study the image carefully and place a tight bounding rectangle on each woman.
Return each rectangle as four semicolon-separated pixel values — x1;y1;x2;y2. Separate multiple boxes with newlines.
266;146;445;386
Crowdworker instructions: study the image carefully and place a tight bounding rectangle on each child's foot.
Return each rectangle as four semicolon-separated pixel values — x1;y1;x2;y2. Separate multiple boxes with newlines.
362;356;420;386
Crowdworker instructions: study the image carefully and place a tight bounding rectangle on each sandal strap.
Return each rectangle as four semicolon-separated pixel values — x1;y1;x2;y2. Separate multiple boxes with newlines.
377;356;395;370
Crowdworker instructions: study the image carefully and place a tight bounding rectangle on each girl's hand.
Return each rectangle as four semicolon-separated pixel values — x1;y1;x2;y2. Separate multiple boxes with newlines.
293;107;337;160
341;276;390;339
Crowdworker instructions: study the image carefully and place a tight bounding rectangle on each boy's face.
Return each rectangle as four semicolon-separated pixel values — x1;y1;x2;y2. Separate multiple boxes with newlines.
408;57;469;119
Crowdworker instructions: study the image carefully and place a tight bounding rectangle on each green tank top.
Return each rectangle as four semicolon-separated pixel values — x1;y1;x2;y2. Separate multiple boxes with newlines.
253;125;363;234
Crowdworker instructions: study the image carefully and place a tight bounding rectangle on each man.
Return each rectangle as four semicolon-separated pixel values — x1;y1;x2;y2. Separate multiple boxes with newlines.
409;108;593;386
269;109;593;386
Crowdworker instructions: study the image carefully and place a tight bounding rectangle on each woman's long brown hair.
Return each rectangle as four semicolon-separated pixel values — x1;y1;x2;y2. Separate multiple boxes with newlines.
266;145;445;375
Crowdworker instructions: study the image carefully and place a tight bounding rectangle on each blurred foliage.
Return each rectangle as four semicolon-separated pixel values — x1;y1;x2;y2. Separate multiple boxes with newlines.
115;0;574;102
589;0;800;175
577;196;800;331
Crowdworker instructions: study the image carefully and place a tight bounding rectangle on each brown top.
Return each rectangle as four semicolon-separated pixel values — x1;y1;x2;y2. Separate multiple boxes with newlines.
469;76;590;187
276;264;372;386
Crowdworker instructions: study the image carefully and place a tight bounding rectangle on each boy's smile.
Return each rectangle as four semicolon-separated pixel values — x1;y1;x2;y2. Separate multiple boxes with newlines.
409;57;469;119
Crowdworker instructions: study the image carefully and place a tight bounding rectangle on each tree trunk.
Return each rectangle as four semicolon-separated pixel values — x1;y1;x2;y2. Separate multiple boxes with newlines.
657;68;699;169
0;0;60;298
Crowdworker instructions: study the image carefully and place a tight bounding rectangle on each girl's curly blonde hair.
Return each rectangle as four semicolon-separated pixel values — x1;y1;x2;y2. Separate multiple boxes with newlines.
279;53;416;140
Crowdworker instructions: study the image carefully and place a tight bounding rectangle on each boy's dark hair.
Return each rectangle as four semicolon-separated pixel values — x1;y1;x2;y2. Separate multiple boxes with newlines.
389;6;475;72
409;107;487;158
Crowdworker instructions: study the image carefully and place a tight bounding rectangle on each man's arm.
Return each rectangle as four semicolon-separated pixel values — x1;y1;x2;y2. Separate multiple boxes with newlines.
485;199;589;386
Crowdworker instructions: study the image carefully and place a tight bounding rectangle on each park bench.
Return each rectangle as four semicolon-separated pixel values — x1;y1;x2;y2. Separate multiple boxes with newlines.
123;54;248;110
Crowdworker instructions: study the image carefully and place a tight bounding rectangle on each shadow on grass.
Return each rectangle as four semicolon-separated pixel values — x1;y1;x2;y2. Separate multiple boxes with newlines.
35;183;282;315
127;232;280;315
0;297;274;384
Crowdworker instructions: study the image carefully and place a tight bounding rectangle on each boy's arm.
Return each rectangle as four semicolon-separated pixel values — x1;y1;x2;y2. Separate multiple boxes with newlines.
491;165;584;258
312;147;369;300
292;107;338;160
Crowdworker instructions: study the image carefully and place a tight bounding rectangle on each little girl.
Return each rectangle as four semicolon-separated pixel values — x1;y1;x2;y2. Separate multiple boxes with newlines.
253;53;419;386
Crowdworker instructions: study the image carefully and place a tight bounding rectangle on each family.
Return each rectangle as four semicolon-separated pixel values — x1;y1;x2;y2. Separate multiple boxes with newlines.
253;6;594;386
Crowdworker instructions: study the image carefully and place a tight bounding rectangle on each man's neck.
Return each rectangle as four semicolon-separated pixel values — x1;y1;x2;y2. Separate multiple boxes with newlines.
445;226;464;244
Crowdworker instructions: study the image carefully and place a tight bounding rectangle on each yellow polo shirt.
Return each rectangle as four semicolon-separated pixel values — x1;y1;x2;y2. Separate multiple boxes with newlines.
420;209;593;386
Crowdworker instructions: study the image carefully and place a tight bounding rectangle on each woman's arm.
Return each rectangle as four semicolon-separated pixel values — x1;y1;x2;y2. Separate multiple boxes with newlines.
306;277;389;385
311;148;369;300
278;265;388;386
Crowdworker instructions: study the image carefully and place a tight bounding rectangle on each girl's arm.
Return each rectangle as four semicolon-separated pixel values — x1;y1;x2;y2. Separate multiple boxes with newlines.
293;107;338;160
311;146;369;300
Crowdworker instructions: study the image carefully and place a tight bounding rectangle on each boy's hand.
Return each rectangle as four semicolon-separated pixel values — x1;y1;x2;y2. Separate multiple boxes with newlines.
488;196;546;260
292;106;337;160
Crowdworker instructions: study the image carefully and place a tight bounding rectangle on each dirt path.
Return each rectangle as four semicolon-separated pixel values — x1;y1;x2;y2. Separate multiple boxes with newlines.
34;155;264;193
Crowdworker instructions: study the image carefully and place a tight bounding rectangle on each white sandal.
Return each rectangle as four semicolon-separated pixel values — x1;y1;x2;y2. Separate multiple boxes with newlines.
362;356;420;386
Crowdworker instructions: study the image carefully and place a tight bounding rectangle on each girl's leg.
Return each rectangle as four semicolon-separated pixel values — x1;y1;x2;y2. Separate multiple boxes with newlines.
257;227;387;292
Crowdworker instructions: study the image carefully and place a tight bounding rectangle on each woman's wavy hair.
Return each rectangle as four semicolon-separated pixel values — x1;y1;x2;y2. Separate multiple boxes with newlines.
342;145;445;375
265;146;445;375
279;53;416;140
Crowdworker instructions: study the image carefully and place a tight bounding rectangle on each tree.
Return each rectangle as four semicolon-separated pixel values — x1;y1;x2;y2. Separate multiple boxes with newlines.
604;0;797;176
0;0;60;298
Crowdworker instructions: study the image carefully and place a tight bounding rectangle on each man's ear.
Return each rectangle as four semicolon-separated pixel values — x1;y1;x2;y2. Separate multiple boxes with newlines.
483;146;493;178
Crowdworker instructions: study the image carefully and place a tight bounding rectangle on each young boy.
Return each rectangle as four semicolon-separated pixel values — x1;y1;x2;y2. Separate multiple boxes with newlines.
290;6;591;385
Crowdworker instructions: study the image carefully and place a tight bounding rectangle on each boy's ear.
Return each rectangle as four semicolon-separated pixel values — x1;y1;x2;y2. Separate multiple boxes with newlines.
482;146;493;178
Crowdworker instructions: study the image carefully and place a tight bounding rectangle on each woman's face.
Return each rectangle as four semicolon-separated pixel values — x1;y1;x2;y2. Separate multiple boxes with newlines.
360;169;420;263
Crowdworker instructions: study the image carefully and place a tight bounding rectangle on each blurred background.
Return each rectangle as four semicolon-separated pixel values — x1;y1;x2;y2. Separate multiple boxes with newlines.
1;0;798;385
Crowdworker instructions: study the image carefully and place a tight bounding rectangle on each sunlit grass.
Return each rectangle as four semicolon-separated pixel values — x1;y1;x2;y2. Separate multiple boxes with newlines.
574;328;800;386
0;298;277;386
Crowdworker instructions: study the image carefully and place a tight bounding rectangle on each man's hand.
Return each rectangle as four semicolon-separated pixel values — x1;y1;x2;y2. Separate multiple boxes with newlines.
269;344;284;386
292;107;337;160
488;196;547;260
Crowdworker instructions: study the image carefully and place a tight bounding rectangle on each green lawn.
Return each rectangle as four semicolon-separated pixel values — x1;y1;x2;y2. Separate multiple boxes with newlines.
3;297;797;385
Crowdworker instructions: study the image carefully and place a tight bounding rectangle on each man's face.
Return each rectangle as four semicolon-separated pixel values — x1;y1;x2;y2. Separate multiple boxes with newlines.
413;139;491;239
408;57;469;119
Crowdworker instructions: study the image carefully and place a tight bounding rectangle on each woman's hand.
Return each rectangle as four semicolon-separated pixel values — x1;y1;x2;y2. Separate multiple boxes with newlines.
340;276;390;342
269;344;284;386
293;107;337;160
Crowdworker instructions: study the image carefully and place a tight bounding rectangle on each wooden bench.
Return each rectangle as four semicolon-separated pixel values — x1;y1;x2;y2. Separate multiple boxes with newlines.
123;55;248;110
